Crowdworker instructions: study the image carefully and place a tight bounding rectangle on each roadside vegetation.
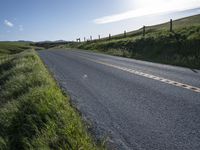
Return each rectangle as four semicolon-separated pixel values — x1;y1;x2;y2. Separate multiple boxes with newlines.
65;14;200;69
0;42;101;149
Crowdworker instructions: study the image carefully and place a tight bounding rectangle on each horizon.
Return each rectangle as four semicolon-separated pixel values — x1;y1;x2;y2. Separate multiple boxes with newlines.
1;13;200;43
0;0;200;42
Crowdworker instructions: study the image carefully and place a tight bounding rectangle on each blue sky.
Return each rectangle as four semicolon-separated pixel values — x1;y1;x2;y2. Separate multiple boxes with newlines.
0;0;200;41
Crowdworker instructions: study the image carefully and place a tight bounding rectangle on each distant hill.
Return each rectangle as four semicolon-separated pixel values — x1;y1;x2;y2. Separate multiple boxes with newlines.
0;42;31;56
32;41;73;49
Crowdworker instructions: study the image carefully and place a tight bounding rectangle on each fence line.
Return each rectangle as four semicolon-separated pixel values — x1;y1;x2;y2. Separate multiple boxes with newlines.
77;19;173;42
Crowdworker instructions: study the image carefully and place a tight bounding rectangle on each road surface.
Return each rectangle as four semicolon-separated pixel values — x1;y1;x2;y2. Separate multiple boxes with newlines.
38;49;200;150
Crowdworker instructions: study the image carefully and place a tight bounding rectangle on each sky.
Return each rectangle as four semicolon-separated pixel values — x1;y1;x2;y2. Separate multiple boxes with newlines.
0;0;200;41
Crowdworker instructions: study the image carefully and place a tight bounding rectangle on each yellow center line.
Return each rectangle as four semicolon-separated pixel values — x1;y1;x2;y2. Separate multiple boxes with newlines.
79;55;200;93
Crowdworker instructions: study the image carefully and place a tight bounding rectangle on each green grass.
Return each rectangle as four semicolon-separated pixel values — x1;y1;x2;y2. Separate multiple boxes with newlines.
65;14;200;69
0;42;31;56
0;45;101;149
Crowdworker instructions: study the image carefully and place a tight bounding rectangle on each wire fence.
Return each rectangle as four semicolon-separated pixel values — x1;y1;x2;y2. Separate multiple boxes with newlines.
76;19;174;42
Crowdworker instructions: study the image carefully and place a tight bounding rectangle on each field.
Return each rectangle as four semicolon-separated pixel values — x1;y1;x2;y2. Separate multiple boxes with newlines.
65;14;200;69
0;42;31;56
0;42;101;149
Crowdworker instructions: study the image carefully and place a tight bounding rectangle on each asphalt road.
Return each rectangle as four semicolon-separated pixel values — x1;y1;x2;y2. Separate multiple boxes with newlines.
38;49;200;150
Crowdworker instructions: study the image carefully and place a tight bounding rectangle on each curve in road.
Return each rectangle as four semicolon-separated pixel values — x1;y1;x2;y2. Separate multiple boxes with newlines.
38;49;200;150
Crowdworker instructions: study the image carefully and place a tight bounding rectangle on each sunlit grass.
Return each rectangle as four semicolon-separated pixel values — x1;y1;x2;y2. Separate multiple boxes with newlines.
0;47;102;149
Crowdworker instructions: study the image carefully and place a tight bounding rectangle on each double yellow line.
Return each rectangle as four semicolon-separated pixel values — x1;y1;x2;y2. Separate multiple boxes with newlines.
80;55;200;93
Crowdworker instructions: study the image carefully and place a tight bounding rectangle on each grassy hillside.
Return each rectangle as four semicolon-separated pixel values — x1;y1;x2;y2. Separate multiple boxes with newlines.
31;41;71;49
0;42;31;56
0;44;101;149
99;14;200;40
66;14;200;69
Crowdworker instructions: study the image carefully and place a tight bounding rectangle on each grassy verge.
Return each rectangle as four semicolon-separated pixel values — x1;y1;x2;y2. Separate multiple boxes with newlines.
65;15;200;69
0;45;101;149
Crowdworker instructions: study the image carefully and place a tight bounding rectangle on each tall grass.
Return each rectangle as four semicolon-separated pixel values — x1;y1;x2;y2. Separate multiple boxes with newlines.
0;49;101;149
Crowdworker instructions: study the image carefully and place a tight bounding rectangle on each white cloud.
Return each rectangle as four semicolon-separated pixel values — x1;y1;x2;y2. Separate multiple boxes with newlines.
19;25;24;31
4;20;14;27
94;0;200;24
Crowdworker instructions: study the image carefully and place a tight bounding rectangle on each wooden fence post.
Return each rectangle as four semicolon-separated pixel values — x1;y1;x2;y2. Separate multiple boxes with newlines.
170;19;173;32
98;35;101;40
124;30;127;38
143;26;146;36
109;34;111;40
76;38;80;42
90;36;92;41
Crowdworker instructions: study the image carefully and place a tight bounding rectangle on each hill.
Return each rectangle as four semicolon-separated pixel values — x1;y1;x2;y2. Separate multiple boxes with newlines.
0;42;31;56
65;14;200;69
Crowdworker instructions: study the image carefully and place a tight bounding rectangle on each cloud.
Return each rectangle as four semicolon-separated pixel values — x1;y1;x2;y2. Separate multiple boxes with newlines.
94;0;200;24
19;25;24;31
4;20;14;27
